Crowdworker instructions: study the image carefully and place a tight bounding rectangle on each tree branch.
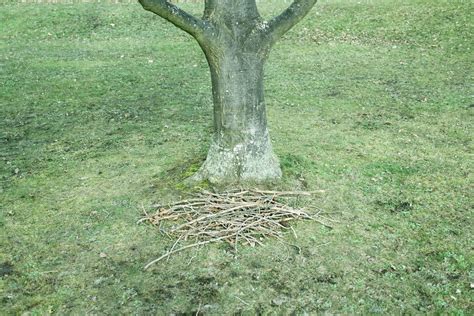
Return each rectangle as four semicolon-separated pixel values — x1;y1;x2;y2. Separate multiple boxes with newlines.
138;0;208;39
265;0;317;43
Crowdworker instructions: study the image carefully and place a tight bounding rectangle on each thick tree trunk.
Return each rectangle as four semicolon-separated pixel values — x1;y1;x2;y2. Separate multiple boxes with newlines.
185;0;283;184
138;0;318;184
191;47;281;183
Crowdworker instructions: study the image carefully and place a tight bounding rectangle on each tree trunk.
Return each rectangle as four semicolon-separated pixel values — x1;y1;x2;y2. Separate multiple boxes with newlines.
137;0;318;184
191;45;281;184
187;0;284;184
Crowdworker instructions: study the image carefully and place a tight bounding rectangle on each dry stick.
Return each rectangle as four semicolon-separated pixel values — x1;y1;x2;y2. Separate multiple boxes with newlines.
168;202;209;211
147;214;182;222
234;295;250;306
144;234;235;269
166;234;184;262
234;217;276;241
274;207;331;228
290;226;298;239
136;204;150;224
309;217;334;229
195;302;201;316
272;207;313;219
251;189;325;196
261;217;287;229
234;231;240;252
243;234;263;247
201;190;250;198
152;196;222;208
250;225;283;238
171;202;260;232
151;198;203;208
137;217;150;224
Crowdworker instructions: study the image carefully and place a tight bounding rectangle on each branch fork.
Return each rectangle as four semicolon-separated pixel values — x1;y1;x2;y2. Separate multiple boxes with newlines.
138;0;318;47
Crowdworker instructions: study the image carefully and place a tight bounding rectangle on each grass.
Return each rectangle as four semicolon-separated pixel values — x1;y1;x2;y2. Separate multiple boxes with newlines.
1;0;473;314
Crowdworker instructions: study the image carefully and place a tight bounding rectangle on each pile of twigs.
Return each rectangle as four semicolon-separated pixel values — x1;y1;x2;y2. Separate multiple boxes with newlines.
140;189;329;269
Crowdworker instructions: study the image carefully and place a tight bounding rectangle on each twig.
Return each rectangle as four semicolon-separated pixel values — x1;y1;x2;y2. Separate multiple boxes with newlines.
252;189;325;196
166;234;183;262
195;302;201;316
290;226;298;239
136;203;150;224
234;295;250;306
144;234;234;269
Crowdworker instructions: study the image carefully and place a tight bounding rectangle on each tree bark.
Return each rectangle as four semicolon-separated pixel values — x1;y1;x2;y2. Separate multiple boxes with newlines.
138;0;318;184
192;44;281;183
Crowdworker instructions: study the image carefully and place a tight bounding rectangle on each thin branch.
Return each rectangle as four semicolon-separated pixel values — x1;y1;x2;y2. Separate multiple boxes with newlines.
138;0;209;39
252;188;325;196
234;295;250;306
144;234;234;269
265;0;318;43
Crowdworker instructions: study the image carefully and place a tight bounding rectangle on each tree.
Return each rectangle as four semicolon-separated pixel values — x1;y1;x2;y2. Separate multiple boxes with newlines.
138;0;317;184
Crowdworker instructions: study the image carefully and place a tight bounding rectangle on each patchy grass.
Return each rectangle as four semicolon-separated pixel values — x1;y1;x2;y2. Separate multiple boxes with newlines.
1;0;472;314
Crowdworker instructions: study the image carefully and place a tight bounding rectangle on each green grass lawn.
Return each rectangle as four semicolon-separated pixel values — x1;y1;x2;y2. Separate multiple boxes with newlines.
1;0;473;314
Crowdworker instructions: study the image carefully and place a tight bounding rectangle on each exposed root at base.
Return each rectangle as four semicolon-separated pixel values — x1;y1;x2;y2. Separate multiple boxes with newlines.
140;189;332;269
